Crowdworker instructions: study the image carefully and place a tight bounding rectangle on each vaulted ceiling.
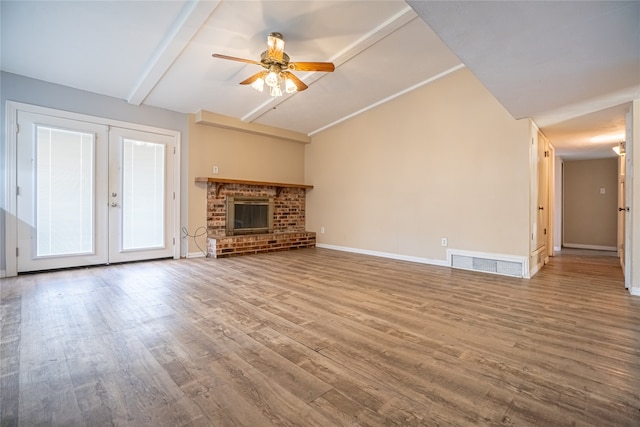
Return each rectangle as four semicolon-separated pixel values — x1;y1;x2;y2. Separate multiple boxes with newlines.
2;1;639;159
408;1;640;159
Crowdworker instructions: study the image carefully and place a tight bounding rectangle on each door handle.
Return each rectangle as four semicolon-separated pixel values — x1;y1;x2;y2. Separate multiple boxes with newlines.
538;206;544;211
111;202;119;208
619;207;625;212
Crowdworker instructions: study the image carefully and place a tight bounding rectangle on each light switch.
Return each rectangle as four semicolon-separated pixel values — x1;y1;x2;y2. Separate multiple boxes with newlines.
600;187;606;194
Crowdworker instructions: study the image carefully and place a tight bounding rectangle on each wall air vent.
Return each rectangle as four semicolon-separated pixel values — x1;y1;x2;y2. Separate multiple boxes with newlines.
448;250;528;278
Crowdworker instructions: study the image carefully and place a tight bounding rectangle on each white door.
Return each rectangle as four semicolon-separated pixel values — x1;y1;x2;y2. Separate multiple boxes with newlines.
107;127;175;263
536;132;549;254
17;112;109;272
16;112;176;272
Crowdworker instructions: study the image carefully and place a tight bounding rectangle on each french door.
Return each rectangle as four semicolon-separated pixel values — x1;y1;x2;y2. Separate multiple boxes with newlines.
107;127;175;264
16;111;176;273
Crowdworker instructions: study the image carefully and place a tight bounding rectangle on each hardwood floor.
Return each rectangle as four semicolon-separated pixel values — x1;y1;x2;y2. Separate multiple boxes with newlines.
1;248;639;426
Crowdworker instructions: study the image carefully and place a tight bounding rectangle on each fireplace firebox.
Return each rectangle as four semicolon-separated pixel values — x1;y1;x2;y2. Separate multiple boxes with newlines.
226;196;274;235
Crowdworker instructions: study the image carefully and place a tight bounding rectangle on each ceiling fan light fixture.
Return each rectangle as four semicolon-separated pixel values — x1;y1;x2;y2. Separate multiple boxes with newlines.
270;85;283;97
251;77;265;92
284;77;297;94
265;69;279;87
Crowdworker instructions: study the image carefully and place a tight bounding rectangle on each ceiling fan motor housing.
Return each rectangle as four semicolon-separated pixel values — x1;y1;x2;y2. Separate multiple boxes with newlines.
260;50;290;68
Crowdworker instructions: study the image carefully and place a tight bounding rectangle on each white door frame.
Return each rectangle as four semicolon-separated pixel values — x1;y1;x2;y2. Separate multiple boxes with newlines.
617;150;626;274
4;101;181;277
626;102;638;295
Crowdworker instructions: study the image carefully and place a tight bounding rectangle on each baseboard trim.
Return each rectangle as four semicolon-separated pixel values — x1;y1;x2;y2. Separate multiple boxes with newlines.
316;244;449;267
562;243;617;251
529;262;542;279
0;269;5;279
629;287;640;297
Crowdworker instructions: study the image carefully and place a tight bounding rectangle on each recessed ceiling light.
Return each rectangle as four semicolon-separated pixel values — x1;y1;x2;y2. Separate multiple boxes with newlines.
590;133;625;143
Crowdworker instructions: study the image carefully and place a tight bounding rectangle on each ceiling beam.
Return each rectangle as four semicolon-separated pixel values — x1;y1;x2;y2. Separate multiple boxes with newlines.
240;5;418;126
127;0;221;106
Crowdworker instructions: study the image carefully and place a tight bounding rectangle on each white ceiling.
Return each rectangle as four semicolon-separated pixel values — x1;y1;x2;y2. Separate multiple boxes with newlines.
408;0;640;159
2;1;639;159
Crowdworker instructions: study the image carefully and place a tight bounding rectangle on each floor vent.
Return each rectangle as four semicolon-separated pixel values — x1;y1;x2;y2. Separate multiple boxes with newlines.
449;251;526;278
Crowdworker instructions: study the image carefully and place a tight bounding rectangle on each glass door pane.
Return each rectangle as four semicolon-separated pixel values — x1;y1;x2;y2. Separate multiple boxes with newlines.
36;126;95;256
16;111;108;273
121;139;165;250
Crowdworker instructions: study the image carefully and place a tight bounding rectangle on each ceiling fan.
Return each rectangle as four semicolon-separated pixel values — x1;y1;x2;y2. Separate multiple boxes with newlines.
212;32;335;97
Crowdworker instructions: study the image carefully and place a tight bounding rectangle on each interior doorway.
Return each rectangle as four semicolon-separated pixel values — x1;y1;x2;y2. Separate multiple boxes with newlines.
561;158;618;252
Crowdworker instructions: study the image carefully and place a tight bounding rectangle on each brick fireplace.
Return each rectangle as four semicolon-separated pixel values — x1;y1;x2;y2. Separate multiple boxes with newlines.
196;178;316;258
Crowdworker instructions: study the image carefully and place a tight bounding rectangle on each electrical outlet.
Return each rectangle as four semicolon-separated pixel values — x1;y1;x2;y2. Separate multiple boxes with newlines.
320;227;325;234
212;166;219;174
441;237;448;247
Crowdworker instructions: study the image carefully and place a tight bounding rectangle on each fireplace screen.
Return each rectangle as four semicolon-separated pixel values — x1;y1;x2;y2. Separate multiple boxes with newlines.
226;196;274;235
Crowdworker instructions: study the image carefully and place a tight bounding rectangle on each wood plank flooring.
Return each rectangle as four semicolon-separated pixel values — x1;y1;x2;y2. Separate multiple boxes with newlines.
1;248;639;426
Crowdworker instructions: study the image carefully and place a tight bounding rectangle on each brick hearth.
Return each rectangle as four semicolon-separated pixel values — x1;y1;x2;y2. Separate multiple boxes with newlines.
199;178;315;258
208;232;316;257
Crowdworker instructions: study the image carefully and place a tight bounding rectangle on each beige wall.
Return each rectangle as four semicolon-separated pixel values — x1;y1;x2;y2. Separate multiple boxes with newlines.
187;114;306;255
305;68;531;261
563;158;618;249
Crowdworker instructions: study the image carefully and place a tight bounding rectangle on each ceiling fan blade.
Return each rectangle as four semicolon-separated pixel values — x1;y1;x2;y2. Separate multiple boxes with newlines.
288;62;335;72
267;32;285;62
212;53;261;65
239;71;267;85
282;71;308;91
